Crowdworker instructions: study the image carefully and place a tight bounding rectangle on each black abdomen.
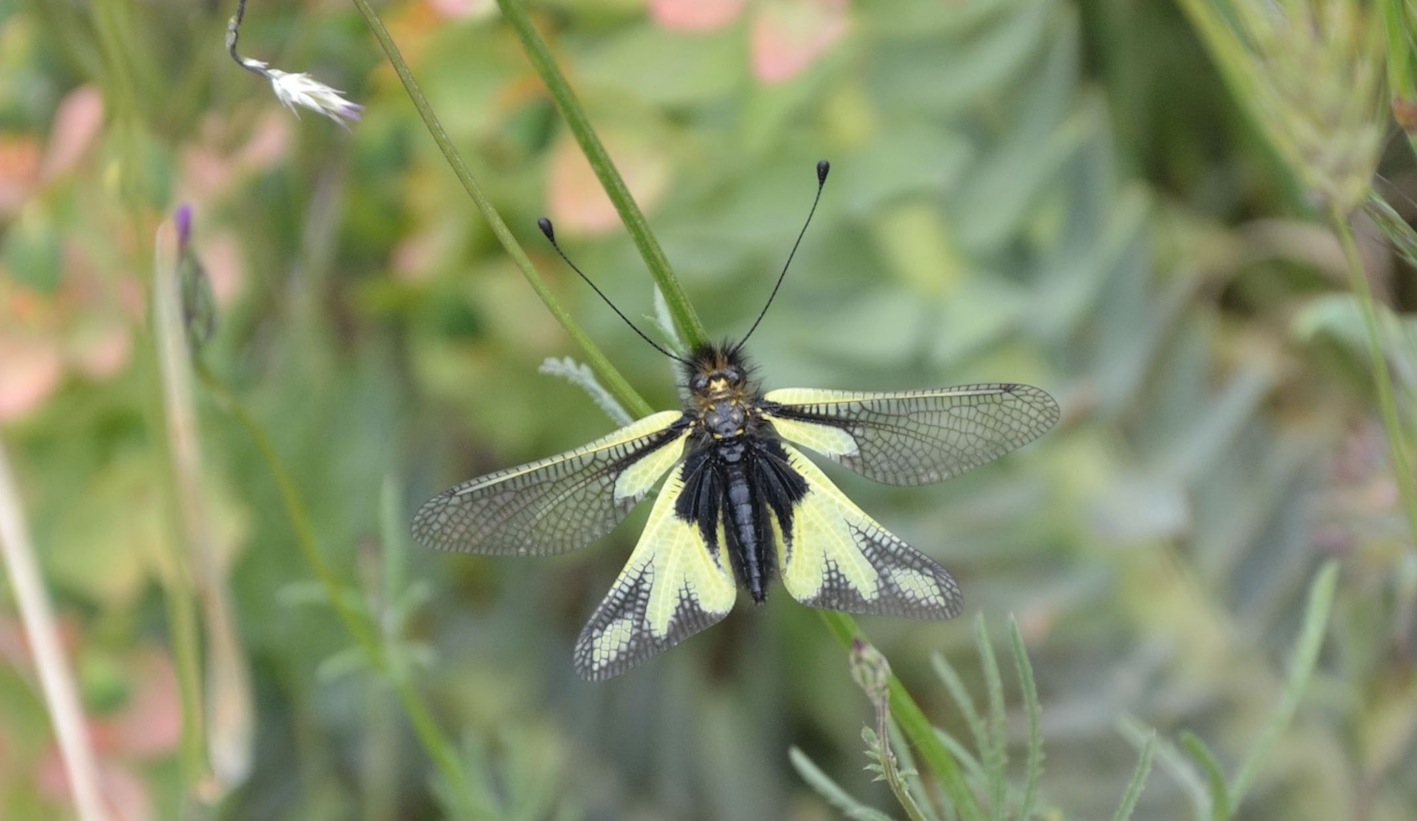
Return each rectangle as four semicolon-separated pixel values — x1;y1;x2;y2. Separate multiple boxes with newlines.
721;442;773;603
674;431;806;605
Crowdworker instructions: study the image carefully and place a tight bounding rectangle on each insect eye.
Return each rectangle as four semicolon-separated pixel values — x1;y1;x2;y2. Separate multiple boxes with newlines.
726;369;742;384
692;375;708;392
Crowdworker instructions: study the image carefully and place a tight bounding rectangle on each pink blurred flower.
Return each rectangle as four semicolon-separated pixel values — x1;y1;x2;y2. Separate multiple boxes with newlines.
0;333;65;422
196;230;248;307
0;244;141;423
67;319;134;381
647;0;749;31
179;112;293;206
33;647;182;821
37;752;153;821
91;650;183;760
426;0;497;19
645;0;851;83
751;0;850;84
41;86;105;181
0;132;40;217
0;86;104;218
546;132;672;236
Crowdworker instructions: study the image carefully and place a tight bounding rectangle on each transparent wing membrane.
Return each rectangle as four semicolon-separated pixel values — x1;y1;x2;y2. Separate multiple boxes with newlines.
763;384;1059;486
411;411;690;556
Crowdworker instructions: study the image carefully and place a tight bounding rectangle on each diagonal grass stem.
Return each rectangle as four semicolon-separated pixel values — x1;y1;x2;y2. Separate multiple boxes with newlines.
494;0;708;349
349;0;653;419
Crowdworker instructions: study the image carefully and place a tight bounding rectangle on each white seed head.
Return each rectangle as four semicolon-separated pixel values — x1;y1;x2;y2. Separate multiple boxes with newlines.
265;70;363;129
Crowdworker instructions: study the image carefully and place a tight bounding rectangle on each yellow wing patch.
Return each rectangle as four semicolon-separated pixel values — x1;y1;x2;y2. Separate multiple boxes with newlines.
776;444;963;619
612;411;692;501
575;467;737;680
761;415;860;460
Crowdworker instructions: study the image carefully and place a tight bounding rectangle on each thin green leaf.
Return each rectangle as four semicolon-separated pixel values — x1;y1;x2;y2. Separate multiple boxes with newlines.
973;617;1008;820
1180;732;1231;821
790;747;899;821
1117;717;1209;821
1229;561;1341;806
1007;617;1043;820
1364;193;1417;270
931;653;991;777
1111;730;1156;821
935;729;989;794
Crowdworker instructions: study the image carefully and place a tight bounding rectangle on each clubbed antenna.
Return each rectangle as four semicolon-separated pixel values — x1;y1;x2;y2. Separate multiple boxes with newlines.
538;218;690;365
734;160;830;353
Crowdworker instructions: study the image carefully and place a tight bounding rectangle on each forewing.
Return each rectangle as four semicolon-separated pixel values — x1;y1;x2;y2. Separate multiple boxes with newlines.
775;444;962;619
412;411;690;556
574;462;737;680
762;384;1059;486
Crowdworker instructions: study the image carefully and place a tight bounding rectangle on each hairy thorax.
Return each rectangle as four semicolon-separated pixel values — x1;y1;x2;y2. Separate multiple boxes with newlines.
684;343;765;443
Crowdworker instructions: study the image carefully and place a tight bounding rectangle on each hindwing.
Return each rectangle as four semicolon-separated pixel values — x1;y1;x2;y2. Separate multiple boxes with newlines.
574;459;737;681
412;411;690;556
773;443;962;618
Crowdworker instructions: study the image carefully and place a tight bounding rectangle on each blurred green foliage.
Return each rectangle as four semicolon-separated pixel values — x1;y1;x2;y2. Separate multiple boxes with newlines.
1;0;1416;819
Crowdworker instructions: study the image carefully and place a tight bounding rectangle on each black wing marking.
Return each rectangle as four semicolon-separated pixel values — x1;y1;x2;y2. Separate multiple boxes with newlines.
761;384;1059;486
573;462;736;680
412;411;691;556
774;443;962;618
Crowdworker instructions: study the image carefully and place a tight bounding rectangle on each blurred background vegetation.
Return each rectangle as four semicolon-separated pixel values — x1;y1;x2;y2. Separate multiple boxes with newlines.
1;0;1416;819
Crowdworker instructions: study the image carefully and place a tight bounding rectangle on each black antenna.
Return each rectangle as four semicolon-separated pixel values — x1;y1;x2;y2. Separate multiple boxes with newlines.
734;159;830;353
537;218;690;365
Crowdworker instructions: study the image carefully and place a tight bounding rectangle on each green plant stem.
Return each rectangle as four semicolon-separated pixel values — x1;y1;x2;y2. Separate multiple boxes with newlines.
879;721;932;821
196;366;482;817
349;0;653;420
495;0;708;350
1329;209;1417;550
147;224;214;802
820;611;983;816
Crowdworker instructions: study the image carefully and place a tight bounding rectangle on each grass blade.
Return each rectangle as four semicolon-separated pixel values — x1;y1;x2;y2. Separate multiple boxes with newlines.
1111;730;1156;821
790;747;898;821
973;617;1008;819
1228;560;1340;805
1007;617;1043;820
1118;716;1209;821
1180;732;1231;821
